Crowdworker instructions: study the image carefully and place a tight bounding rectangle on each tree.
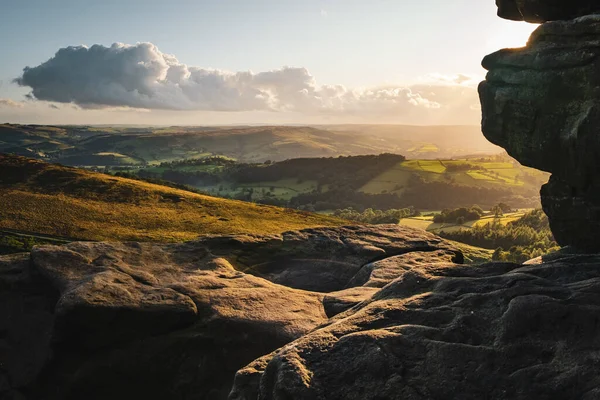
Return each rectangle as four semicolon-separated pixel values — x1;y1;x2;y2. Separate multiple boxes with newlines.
491;205;504;217
498;202;512;213
492;247;504;261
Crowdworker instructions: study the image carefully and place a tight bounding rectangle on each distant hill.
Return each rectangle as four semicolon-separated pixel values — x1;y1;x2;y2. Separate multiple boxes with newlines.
317;125;501;159
0;123;500;165
0;155;344;242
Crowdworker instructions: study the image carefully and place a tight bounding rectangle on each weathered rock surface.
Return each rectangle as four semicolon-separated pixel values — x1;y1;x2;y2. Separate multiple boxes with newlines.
0;225;462;400
231;255;600;400
496;0;600;23
322;250;459;318
479;15;600;251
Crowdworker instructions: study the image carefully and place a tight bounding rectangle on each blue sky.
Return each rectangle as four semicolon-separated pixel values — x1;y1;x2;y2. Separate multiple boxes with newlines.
0;0;537;125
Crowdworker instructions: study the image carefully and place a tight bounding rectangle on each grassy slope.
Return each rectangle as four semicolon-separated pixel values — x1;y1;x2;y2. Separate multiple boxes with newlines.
0;155;344;242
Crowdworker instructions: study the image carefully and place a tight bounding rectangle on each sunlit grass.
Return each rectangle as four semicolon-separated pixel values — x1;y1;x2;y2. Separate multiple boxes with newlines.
417;160;446;174
0;156;345;242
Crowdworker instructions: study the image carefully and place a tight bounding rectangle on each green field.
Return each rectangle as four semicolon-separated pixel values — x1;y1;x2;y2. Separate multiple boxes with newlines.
399;211;530;234
417;160;446;173
360;157;548;195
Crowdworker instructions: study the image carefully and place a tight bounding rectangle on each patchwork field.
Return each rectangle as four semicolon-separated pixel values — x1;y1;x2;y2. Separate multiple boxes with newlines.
199;179;320;201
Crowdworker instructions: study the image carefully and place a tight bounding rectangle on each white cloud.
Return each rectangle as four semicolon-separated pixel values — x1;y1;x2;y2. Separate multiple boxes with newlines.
0;98;25;108
419;73;481;87
14;42;479;121
320;9;328;17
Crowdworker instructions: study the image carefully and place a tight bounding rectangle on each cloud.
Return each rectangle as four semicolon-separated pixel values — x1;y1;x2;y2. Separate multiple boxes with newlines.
14;42;478;120
0;98;24;108
320;9;328;17
420;73;481;86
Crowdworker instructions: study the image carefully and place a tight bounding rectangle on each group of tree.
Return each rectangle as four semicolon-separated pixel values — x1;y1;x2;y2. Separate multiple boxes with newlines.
332;207;418;224
433;206;484;224
443;162;484;173
158;156;236;168
438;209;558;263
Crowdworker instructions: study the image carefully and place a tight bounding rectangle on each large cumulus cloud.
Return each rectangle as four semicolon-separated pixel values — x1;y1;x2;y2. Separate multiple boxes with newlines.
15;42;477;117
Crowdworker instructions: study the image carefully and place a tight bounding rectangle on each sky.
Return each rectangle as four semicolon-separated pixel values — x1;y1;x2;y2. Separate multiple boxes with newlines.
0;0;537;125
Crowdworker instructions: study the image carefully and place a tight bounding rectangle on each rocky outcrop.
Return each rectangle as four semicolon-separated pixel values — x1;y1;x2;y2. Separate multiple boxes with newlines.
231;254;600;399
496;0;600;23
7;223;600;400
479;14;600;251
0;225;462;400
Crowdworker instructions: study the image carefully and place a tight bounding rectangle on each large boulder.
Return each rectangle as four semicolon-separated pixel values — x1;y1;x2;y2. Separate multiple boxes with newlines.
479;15;600;251
0;225;462;400
496;0;600;23
230;254;600;399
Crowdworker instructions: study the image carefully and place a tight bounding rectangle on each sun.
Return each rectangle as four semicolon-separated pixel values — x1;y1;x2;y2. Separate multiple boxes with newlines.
485;22;540;53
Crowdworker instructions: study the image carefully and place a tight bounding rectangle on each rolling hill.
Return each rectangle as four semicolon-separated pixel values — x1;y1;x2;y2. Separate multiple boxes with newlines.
0;123;501;166
0;154;344;243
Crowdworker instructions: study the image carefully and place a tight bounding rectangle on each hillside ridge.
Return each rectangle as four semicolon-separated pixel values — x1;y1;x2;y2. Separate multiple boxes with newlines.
0;154;343;244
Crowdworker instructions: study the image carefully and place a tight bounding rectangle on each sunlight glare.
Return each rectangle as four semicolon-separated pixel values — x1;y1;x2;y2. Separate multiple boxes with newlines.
485;22;540;54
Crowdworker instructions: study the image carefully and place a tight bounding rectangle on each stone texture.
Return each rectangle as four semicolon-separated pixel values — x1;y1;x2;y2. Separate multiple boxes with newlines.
496;0;600;23
0;225;462;400
231;255;600;400
479;15;600;251
322;250;459;318
0;253;56;400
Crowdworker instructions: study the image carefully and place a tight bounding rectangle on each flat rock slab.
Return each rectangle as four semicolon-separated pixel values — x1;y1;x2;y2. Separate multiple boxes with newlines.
231;257;600;399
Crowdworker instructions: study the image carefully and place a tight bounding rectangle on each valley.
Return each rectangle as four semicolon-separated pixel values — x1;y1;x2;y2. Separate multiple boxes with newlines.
124;153;547;212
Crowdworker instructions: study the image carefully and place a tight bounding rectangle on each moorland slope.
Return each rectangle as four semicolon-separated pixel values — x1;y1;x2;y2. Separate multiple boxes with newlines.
0;154;343;242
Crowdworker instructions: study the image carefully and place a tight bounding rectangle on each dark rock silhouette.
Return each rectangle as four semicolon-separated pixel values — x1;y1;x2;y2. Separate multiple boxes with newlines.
496;0;600;23
480;13;600;251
